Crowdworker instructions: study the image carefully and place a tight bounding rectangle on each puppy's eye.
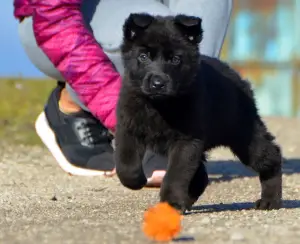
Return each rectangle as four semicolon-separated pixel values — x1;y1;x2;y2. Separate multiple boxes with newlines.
138;53;149;63
171;55;181;65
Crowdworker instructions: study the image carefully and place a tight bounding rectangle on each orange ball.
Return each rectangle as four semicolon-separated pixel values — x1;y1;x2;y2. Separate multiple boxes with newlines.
142;202;182;242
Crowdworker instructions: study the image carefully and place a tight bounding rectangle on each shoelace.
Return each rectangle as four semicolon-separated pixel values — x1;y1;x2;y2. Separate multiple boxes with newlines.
74;119;111;147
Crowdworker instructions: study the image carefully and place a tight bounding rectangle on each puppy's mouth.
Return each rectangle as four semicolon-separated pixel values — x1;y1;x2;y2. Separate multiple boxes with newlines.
148;93;170;100
141;86;177;99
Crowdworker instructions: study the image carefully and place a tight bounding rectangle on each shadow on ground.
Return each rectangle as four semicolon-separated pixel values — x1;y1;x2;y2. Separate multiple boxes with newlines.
187;200;300;215
206;158;300;183
183;158;300;214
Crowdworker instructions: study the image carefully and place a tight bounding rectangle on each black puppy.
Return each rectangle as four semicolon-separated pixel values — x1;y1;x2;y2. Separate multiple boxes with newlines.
115;13;282;212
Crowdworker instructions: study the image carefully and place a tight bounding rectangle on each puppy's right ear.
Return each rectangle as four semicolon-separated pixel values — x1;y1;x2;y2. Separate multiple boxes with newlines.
123;13;154;41
174;15;203;44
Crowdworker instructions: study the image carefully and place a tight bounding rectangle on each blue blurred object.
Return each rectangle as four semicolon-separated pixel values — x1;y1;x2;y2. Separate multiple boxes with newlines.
223;0;300;117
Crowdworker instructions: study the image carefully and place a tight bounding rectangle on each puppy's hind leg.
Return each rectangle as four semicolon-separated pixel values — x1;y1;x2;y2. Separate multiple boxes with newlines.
186;158;209;210
230;121;283;210
115;129;147;190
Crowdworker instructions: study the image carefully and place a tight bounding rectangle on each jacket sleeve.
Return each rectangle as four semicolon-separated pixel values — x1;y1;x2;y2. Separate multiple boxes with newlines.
31;0;121;131
14;0;33;20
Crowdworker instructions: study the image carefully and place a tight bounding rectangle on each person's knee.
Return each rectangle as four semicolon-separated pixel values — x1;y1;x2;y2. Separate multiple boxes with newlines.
89;0;172;52
18;17;65;80
169;0;233;17
168;0;233;57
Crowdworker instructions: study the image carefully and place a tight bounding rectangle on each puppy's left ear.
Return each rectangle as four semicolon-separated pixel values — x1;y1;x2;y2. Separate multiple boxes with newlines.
123;13;154;41
174;15;203;44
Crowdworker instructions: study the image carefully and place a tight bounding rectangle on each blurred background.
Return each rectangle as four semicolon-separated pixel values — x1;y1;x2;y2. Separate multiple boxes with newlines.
0;0;299;145
221;0;300;118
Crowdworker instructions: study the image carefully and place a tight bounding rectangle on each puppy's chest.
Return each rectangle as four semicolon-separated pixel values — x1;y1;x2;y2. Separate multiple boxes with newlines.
152;98;204;136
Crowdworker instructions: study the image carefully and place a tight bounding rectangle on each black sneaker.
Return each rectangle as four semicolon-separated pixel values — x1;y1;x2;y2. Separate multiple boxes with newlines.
35;82;115;176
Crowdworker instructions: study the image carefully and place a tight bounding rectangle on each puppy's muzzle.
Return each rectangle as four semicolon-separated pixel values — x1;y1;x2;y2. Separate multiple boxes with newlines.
146;73;171;94
149;74;166;90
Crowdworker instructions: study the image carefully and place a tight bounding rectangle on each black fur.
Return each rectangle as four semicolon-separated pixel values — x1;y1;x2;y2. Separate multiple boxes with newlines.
115;13;283;212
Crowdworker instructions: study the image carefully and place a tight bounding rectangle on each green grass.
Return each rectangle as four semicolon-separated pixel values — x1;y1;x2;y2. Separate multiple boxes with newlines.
0;78;56;145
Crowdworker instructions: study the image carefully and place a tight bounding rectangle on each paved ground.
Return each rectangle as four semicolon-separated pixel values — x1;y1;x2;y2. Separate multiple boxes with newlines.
1;117;300;244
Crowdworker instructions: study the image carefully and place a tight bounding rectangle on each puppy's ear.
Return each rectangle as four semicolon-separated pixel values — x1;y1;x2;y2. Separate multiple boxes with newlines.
174;15;203;44
123;13;154;41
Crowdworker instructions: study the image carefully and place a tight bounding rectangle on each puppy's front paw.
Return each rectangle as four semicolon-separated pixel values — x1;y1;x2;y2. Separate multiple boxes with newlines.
255;198;282;210
160;185;191;214
118;174;147;190
116;167;147;190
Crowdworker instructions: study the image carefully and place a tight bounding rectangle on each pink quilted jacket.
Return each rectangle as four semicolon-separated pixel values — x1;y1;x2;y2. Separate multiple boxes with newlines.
13;0;121;132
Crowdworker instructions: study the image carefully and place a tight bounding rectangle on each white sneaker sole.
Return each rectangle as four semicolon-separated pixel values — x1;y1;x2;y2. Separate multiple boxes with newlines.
146;170;166;187
35;112;113;176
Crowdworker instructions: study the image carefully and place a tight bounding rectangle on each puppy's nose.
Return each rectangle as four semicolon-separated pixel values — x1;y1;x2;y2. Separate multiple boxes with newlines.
150;75;166;90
